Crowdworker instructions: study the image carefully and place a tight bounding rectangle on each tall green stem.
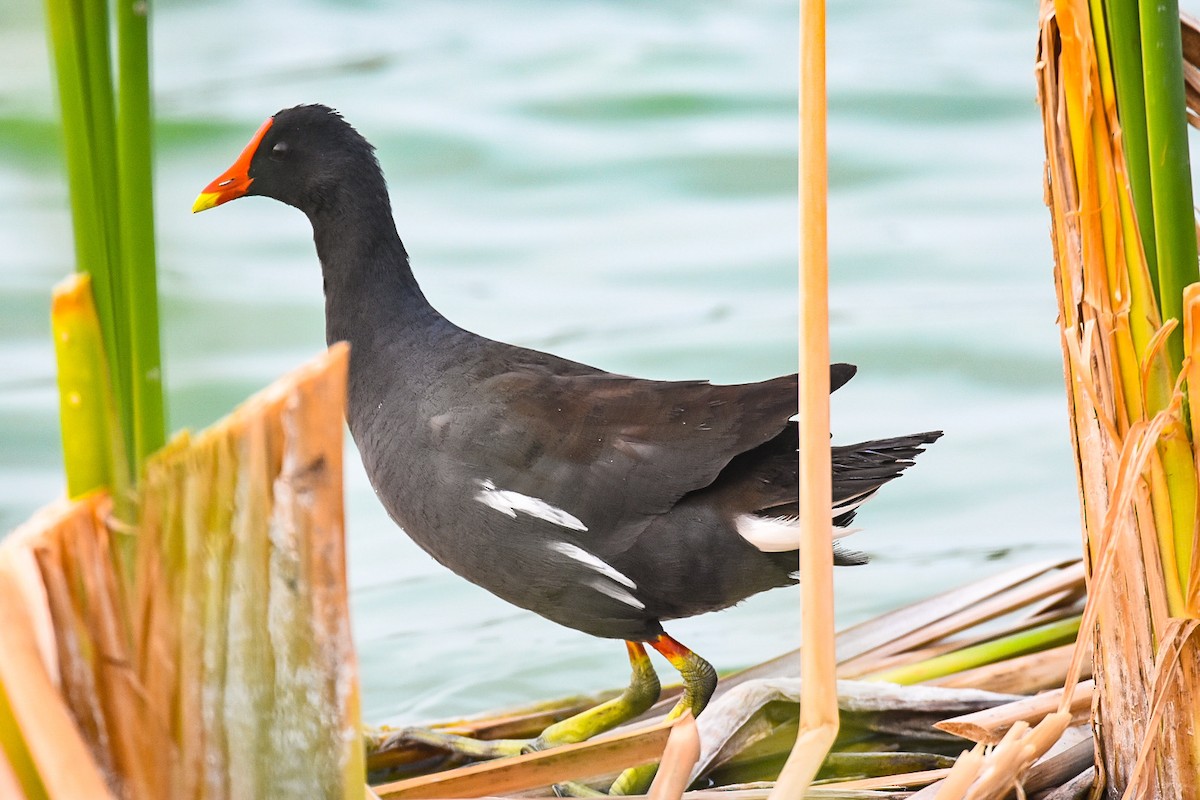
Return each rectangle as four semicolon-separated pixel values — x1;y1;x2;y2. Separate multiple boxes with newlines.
1140;0;1199;373
116;0;165;462
1104;0;1157;290
44;0;165;499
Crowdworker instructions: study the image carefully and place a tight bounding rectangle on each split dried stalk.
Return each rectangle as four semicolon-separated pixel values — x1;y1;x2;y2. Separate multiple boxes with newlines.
0;499;116;800
910;712;1073;800
1037;0;1200;793
0;345;362;799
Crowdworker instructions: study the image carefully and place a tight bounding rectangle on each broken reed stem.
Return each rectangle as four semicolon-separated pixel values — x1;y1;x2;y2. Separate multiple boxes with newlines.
50;275;129;516
935;680;1094;745
0;346;362;800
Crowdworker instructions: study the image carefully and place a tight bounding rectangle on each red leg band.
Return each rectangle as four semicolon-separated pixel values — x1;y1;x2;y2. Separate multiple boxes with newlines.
649;633;693;670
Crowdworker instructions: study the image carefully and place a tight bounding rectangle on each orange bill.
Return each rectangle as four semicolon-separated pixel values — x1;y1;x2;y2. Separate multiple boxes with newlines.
192;117;273;213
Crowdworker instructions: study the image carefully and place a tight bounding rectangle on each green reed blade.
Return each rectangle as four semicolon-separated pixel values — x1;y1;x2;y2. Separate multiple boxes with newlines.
44;0;166;494
1103;0;1157;291
51;274;131;512
1140;0;1199;373
863;616;1082;686
116;0;166;462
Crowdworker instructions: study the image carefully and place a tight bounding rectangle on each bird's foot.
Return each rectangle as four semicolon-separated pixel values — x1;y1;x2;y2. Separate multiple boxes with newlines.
375;641;661;766
549;762;657;796
608;762;659;796
582;637;716;796
553;781;608;797
532;641;660;750
376;726;528;760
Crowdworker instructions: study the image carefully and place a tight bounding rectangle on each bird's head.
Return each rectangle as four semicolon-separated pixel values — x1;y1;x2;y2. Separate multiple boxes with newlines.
193;104;382;217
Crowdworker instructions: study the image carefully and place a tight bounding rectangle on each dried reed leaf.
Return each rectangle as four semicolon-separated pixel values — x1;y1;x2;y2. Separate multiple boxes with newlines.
818;769;950;791
1041;766;1096;800
935;681;1093;745
0;498;116;799
691;679;1017;783
928;642;1090;695
837;564;1085;680
372;715;677;799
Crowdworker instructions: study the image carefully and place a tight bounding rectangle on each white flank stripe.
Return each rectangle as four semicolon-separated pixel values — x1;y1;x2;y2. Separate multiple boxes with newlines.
735;515;800;552
475;479;588;531
734;514;862;553
548;542;637;589
587;578;646;610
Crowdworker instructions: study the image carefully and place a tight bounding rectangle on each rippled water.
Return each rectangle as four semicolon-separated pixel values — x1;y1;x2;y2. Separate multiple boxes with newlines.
1;0;1082;723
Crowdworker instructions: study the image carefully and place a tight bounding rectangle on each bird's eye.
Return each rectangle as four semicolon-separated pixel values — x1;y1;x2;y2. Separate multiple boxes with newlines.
270;141;289;161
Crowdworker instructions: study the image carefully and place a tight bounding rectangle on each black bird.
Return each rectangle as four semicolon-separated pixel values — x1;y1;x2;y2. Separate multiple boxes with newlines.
194;104;940;787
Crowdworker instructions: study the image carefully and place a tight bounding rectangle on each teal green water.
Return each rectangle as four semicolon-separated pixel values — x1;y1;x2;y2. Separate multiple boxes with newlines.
1;0;1081;724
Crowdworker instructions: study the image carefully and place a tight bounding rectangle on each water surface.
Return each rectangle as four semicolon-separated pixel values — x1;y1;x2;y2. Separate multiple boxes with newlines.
0;0;1082;723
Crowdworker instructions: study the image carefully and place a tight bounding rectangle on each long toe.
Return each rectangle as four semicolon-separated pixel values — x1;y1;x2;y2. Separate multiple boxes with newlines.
377;726;528;760
535;641;661;749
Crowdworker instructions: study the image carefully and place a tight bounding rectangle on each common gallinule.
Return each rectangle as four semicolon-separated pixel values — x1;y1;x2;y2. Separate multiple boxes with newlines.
194;104;940;789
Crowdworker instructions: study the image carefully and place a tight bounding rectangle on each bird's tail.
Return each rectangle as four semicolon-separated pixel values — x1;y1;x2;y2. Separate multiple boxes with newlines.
738;429;941;564
827;430;941;565
831;430;942;527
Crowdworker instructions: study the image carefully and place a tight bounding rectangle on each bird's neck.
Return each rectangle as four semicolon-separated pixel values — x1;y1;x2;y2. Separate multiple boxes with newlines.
306;185;443;349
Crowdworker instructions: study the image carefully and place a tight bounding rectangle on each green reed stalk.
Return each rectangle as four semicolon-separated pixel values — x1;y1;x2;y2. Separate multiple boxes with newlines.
115;0;165;463
1139;0;1199;373
1103;0;1157;289
1099;0;1199;605
863;616;1082;686
42;0;112;336
44;0;165;496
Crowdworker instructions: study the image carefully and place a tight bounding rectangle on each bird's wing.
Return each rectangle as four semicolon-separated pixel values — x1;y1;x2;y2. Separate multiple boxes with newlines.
439;364;856;538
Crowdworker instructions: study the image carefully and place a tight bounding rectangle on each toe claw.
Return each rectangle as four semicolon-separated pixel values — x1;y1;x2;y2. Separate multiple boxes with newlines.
553;780;607;797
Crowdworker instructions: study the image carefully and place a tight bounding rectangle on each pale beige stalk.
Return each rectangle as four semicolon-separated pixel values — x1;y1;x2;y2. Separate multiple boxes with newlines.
771;0;839;795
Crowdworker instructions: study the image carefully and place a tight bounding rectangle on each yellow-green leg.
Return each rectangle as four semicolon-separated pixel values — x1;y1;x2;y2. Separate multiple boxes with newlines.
608;633;716;796
535;641;661;748
377;641;662;761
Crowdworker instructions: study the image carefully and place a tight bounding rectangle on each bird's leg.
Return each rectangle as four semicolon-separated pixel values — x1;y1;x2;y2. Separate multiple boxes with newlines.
533;641;661;749
559;634;716;797
648;633;718;717
376;641;661;764
607;633;716;797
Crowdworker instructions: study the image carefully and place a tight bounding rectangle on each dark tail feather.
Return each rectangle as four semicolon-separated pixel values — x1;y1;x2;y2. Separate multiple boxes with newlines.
832;430;942;527
831;363;857;393
832;541;870;566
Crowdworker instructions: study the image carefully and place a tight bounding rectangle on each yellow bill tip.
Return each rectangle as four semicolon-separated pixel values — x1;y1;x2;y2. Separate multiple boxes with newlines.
192;192;221;214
